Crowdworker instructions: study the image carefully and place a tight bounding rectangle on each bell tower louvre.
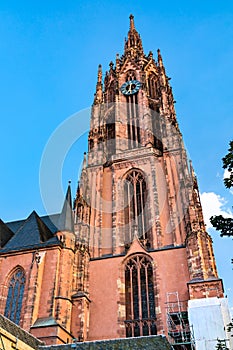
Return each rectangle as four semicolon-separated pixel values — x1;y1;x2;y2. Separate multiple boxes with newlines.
0;14;232;350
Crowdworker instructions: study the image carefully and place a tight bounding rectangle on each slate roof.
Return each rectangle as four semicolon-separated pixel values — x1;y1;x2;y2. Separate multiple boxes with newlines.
0;184;75;253
7;213;60;235
40;335;172;350
0;313;43;349
0;211;61;253
0;218;14;248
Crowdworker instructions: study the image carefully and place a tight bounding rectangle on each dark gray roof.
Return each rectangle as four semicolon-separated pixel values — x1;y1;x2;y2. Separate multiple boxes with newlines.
40;214;61;233
0;313;43;349
6;213;60;235
40;335;172;350
1;185;74;253
32;317;58;328
58;184;74;233
0;211;61;253
0;218;14;248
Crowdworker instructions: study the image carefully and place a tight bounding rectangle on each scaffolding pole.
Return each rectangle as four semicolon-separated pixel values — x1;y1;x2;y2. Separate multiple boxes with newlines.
166;292;195;350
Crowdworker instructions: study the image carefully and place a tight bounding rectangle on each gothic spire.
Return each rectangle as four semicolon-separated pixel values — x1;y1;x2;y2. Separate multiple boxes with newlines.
189;160;196;183
58;182;74;232
129;14;135;30
157;49;164;68
82;152;87;170
124;14;143;57
94;64;103;104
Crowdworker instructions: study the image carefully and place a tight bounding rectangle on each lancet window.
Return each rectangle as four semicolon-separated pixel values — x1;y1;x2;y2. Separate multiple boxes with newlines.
89;138;94;151
106;112;116;156
125;71;140;148
76;203;84;223
124;255;157;337
4;268;26;325
148;73;158;99
108;81;115;103
124;170;150;246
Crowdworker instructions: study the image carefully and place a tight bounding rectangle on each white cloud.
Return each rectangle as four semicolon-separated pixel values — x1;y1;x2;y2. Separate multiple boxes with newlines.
223;169;231;179
223;169;233;195
200;192;233;229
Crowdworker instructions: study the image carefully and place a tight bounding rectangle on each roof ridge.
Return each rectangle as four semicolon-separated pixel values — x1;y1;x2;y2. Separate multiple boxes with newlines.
1;211;57;251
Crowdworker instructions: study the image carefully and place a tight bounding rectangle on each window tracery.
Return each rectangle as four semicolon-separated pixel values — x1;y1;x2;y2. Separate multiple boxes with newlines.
4;268;26;325
124;255;157;337
124;72;140;148
106;112;116;156
124;170;151;247
148;73;157;99
76;203;84;223
108;81;115;103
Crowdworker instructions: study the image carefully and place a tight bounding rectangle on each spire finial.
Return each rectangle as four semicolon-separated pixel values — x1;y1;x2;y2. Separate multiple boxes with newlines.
129;14;135;31
124;14;143;56
76;180;80;195
157;49;164;67
97;64;102;83
82;152;87;169
58;183;74;232
94;64;103;104
189;160;195;179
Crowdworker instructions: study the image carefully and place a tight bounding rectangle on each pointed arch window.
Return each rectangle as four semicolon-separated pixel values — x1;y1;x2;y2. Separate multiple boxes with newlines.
124;170;151;246
4;268;26;325
89;138;94;151
125;255;157;337
76;203;84;223
124;71;140;148
148;73;158;99
106;111;116;156
108;81;115;103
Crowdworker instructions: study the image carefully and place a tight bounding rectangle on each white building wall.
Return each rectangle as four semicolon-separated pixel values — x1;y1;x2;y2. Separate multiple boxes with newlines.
188;297;232;350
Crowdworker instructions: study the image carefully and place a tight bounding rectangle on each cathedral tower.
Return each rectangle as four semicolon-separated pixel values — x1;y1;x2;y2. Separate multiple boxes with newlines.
73;15;225;348
0;14;230;350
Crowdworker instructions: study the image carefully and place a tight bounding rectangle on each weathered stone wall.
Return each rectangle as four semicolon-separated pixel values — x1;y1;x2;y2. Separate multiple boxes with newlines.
41;335;171;350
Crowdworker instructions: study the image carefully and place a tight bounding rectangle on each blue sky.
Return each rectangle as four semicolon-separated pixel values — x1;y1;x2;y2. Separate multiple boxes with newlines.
0;1;233;312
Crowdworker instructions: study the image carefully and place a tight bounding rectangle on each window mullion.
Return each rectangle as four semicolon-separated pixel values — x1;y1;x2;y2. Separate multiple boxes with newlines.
127;182;132;242
137;262;142;335
145;265;150;324
130;268;134;321
133;180;138;229
140;180;145;239
125;257;156;338
5;270;25;325
133;96;137;146
128;97;133;148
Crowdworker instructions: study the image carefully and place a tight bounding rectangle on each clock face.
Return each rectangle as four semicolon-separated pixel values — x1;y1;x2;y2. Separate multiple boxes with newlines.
120;80;141;95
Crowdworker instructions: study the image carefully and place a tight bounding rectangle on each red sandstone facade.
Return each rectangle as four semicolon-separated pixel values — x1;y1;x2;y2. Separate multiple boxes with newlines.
0;15;224;349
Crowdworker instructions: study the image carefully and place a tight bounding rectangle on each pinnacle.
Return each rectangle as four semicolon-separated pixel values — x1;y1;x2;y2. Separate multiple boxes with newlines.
58;183;74;232
124;14;143;56
129;14;135;31
97;64;102;83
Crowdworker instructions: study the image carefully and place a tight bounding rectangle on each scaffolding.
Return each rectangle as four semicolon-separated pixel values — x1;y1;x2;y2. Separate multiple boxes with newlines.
166;292;195;350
